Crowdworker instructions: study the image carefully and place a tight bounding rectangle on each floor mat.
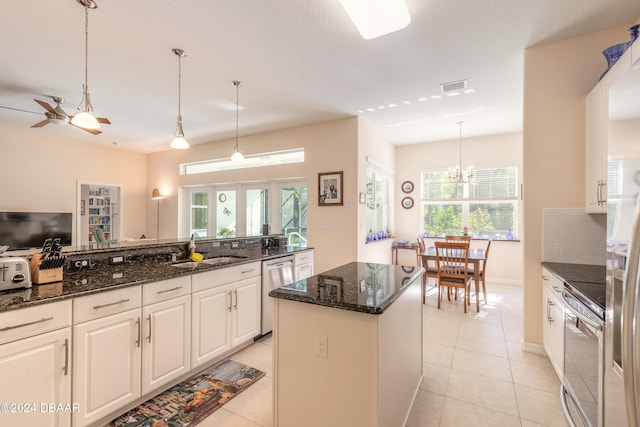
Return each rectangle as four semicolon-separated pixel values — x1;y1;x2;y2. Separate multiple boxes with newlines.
109;359;265;427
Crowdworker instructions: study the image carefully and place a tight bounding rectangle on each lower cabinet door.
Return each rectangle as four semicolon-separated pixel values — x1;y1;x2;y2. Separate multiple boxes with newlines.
0;328;71;427
191;284;232;369
142;295;191;395
232;276;260;347
73;309;141;427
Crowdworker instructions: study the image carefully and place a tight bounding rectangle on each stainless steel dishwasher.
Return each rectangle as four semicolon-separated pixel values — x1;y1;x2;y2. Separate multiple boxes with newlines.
261;256;295;335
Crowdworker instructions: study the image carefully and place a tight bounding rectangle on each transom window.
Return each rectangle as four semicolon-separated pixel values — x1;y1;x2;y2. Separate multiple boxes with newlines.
421;166;518;239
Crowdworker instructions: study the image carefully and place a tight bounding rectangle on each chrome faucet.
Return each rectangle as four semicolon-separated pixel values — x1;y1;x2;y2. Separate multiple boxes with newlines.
189;233;196;257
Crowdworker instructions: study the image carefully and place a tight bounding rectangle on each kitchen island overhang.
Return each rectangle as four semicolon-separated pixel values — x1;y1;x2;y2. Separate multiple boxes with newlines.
269;262;425;427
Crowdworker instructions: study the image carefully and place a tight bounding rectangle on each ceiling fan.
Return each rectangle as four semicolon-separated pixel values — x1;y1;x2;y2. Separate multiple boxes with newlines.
0;96;110;135
31;96;110;134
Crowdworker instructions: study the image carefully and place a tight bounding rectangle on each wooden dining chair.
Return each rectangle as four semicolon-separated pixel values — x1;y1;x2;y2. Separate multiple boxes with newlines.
468;239;492;304
434;241;473;313
417;236;438;304
445;235;472;244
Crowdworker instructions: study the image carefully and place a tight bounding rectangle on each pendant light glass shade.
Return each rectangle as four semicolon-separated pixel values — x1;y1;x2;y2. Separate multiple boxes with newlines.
170;48;189;149
231;80;244;161
71;110;100;130
73;3;100;129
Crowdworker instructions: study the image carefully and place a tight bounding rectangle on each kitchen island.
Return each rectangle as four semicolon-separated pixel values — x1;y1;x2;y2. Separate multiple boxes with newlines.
269;262;424;427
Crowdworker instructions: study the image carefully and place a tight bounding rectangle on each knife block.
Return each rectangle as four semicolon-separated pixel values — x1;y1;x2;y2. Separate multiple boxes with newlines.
30;252;64;284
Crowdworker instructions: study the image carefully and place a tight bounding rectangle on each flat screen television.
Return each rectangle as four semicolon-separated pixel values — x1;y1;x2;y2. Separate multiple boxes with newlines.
0;212;73;250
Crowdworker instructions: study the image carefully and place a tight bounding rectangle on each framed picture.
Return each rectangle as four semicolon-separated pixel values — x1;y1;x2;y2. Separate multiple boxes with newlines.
401;180;414;193
318;171;343;206
401;196;414;209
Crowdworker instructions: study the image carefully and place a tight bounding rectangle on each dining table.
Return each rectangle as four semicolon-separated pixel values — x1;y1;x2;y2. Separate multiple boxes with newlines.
421;246;486;312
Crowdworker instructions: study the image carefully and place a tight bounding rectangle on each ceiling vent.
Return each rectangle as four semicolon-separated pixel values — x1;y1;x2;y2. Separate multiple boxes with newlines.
440;79;467;93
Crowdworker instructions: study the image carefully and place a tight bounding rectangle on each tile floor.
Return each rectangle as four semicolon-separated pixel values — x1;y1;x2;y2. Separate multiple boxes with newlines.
198;282;569;427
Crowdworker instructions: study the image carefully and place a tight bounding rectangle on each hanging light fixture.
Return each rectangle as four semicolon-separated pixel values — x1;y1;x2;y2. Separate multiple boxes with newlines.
448;121;473;183
170;48;189;149
231;80;244;161
71;0;101;130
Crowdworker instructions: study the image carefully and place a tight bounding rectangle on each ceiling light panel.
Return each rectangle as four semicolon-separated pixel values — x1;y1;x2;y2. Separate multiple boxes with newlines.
338;0;411;40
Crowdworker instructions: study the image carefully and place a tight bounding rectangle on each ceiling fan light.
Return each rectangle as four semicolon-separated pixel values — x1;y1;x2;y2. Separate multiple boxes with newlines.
170;135;189;150
71;111;100;129
231;149;244;162
338;0;411;40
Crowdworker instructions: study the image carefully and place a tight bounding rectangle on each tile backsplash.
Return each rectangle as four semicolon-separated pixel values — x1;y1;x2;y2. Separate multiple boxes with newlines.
543;208;606;265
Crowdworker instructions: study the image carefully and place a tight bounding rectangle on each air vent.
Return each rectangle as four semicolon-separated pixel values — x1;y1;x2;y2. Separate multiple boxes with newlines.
440;79;467;93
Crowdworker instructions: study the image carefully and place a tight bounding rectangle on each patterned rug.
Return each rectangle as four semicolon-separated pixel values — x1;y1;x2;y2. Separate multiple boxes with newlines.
109;359;265;427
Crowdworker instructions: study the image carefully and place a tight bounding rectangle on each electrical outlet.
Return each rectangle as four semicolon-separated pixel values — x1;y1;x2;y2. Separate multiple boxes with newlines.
315;335;328;359
73;259;91;270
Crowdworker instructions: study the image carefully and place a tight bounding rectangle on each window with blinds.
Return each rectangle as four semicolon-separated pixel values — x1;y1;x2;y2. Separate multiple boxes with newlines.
421;166;519;239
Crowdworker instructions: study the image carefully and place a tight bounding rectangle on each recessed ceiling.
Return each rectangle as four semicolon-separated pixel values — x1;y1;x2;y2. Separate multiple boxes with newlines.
0;0;639;153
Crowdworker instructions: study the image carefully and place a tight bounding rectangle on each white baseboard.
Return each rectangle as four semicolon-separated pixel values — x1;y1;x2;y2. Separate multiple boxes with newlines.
522;341;546;355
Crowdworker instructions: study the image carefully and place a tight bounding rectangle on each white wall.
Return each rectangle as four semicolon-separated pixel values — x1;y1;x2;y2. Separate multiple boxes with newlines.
146;117;360;273
357;118;396;264
393;132;523;283
0;125;147;248
522;25;630;346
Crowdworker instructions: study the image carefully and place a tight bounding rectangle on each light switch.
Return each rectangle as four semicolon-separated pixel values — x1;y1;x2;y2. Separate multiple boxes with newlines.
315;334;328;359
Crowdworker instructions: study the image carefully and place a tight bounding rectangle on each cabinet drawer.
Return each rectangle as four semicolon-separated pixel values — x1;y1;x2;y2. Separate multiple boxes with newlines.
192;261;261;292
142;276;191;306
0;300;71;345
294;250;314;265
74;286;141;324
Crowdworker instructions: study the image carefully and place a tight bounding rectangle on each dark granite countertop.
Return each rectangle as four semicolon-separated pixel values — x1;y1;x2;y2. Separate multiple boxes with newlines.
269;262;425;315
541;261;606;310
0;246;312;313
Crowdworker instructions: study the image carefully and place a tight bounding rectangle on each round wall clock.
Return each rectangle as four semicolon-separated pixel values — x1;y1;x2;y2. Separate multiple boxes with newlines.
401;180;414;193
401;196;414;209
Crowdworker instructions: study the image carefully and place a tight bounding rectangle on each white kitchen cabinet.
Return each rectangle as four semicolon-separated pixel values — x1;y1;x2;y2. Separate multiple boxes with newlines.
72;286;142;427
542;268;564;380
191;261;261;369
294;250;314;281
141;277;191;395
585;45;633;213
585;82;607;213
0;300;72;427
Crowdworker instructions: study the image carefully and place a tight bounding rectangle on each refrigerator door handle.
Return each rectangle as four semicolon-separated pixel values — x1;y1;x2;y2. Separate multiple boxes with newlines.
622;195;640;427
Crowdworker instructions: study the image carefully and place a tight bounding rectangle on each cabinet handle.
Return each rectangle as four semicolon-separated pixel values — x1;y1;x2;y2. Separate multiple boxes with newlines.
227;290;232;312
147;314;152;343
546;299;551;322
63;338;69;376
552;285;562;293
233;289;238;310
0;316;54;332
542;275;549;281
549;300;555;323
93;299;130;310
157;286;182;294
241;269;255;274
135;317;141;347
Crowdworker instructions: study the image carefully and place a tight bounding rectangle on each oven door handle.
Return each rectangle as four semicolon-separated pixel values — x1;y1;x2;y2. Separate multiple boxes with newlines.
561;292;603;331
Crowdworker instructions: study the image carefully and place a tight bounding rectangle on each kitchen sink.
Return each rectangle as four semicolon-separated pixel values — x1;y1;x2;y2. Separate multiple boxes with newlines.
201;255;248;265
170;256;248;269
170;261;203;268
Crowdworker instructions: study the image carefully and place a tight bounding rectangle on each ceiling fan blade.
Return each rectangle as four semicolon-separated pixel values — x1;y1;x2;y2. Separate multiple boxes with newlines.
34;99;57;114
96;117;111;124
31;119;50;128
69;122;102;135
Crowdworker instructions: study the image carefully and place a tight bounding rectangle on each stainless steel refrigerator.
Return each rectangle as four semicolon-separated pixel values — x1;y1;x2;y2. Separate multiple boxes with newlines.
604;60;640;426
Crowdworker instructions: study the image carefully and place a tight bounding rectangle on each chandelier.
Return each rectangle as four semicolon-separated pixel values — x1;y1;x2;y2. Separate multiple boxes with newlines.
448;121;473;183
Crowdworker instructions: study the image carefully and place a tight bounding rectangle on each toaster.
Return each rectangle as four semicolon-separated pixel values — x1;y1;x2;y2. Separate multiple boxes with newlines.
0;257;31;291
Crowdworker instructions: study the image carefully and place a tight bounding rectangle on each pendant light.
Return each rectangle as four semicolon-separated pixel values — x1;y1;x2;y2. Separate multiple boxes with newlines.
71;0;100;130
231;80;244;161
170;48;189;149
448;121;473;183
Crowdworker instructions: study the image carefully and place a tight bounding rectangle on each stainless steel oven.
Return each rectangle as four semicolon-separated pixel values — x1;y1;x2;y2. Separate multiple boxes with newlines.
561;286;604;427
